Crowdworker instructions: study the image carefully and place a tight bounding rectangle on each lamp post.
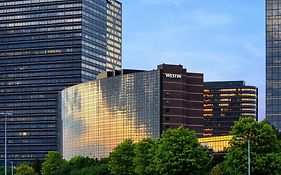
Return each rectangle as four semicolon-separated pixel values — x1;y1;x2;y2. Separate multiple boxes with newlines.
236;137;250;175
247;140;250;175
10;161;13;175
0;112;12;175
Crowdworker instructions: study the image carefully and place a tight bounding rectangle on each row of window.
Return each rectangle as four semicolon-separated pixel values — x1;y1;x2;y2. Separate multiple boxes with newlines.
2;101;57;107
0;32;81;43
0;70;81;79
0;10;81;21
0;48;81;57
0;25;81;35
0;40;81;50
2;138;56;144
0;116;56;123
0;124;56;129
0;2;81;14
0;18;81;28
0;94;58;100
0;55;81;64
0;62;81;71
0;131;56;137
1;77;80;86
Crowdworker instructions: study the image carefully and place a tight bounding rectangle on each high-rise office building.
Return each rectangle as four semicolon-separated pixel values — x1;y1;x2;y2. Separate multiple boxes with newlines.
60;64;204;159
203;81;258;136
266;0;281;130
0;0;121;163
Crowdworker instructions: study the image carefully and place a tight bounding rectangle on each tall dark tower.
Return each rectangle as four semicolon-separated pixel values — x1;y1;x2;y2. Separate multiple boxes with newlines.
0;0;122;164
266;0;281;130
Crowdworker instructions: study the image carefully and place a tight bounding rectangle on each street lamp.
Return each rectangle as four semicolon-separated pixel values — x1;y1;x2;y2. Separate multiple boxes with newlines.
0;112;12;175
236;137;250;175
10;161;14;175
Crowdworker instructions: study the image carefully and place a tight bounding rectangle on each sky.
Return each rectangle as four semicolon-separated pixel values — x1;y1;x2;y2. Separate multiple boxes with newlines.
121;0;265;120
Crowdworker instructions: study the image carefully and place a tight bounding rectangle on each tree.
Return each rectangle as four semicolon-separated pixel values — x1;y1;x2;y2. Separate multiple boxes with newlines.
224;118;281;175
15;163;36;175
154;126;211;175
70;165;110;175
0;167;12;175
68;156;97;172
134;138;156;175
41;151;68;175
32;158;42;175
211;163;224;175
108;139;135;175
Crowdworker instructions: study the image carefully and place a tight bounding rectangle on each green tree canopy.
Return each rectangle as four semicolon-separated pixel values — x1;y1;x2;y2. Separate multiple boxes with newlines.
15;163;36;175
210;163;224;175
154;126;211;175
32;158;42;175
41;151;67;175
108;139;135;175
134;138;156;175
68;156;97;171
224;118;281;175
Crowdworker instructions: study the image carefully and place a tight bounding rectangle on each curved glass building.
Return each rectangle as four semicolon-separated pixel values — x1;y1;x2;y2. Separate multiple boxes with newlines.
60;64;204;159
61;70;161;159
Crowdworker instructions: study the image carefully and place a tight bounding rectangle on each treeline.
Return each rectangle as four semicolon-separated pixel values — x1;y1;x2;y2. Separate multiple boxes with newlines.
3;118;281;175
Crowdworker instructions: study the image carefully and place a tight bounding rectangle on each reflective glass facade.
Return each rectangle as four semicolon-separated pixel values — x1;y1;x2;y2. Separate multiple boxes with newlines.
198;135;232;153
0;0;121;164
204;81;258;137
266;0;281;130
61;71;161;159
61;64;204;159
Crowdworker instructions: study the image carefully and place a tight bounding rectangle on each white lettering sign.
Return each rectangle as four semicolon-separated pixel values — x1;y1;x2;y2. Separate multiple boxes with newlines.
164;73;182;79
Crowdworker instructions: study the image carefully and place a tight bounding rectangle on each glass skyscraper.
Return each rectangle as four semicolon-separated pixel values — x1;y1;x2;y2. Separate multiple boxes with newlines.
266;0;281;130
0;0;121;163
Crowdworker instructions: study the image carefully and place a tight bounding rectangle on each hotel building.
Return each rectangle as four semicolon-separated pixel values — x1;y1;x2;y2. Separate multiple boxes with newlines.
60;64;204;159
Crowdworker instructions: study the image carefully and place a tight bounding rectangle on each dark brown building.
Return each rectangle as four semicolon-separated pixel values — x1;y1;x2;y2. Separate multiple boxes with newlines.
158;64;204;136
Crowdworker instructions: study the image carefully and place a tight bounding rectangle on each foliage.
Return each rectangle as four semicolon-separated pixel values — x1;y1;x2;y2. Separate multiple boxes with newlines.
108;139;135;175
134;138;156;175
70;165;110;175
67;156;110;175
224;118;281;175
211;163;224;175
41;151;67;175
0;167;12;175
32;158;42;175
154;126;211;175
68;156;97;171
15;163;37;175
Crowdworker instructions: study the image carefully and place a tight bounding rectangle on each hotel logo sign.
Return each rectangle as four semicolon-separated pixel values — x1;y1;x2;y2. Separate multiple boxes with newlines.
164;73;182;79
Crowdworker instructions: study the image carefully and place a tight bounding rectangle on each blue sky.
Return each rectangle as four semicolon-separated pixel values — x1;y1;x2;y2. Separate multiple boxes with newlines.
121;0;265;120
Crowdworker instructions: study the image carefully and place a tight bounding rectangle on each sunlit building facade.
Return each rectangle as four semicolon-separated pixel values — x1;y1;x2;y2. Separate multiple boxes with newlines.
203;81;258;137
0;0;121;164
60;64;204;159
266;0;281;130
198;135;232;153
